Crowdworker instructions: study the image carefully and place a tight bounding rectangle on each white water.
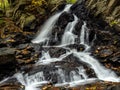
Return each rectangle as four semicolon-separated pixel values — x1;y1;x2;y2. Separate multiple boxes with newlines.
0;4;120;90
32;4;72;43
61;15;78;45
36;51;72;65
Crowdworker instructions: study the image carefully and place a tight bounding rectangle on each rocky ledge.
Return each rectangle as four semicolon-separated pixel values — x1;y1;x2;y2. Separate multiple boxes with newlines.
85;0;120;31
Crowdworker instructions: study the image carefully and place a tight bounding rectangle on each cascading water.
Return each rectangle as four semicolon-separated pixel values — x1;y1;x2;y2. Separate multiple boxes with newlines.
32;4;72;43
0;3;120;90
61;15;78;45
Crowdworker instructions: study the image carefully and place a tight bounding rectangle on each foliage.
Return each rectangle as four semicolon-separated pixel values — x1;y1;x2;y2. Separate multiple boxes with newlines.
0;0;10;11
0;18;4;25
66;0;77;4
32;0;47;7
110;20;119;26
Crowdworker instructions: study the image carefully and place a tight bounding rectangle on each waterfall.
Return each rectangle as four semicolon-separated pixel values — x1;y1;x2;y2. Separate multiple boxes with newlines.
61;15;78;45
32;4;72;43
0;4;120;90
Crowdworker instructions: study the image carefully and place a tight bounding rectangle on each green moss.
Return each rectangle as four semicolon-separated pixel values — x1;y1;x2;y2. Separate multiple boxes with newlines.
110;20;119;26
0;0;10;10
66;0;77;4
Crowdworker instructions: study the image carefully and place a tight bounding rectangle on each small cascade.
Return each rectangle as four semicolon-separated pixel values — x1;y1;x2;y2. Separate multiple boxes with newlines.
0;3;120;90
73;52;119;82
61;15;78;45
80;22;90;50
32;4;72;43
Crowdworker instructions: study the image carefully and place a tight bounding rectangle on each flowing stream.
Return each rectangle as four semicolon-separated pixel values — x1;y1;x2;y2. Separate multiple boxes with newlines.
0;4;120;90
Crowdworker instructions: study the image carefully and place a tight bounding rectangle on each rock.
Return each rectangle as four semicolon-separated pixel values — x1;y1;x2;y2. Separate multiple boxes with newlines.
94;30;113;46
71;2;88;20
94;45;117;58
42;47;68;58
48;0;66;12
0;84;24;90
74;19;83;36
56;12;74;28
0;48;16;65
0;48;17;80
85;0;120;32
17;14;36;29
106;84;120;90
66;44;85;51
16;44;29;50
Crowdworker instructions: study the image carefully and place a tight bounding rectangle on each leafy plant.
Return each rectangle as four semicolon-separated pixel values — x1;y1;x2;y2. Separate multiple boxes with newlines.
66;0;77;4
0;0;10;11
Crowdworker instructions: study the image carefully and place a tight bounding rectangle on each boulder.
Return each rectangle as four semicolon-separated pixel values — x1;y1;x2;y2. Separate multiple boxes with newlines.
0;84;24;90
0;48;16;65
85;0;120;32
0;47;17;80
93;45;117;58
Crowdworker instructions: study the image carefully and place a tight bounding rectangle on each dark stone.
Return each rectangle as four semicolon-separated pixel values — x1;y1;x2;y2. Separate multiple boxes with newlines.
56;12;74;29
0;48;17;80
0;48;16;65
16;44;29;50
57;3;66;11
42;47;68;58
66;44;85;51
93;45;116;58
94;30;113;46
74;19;83;36
0;84;24;90
106;85;120;90
71;2;88;20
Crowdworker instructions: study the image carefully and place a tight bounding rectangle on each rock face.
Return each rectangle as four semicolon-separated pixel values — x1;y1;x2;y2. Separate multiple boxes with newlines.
0;48;17;80
3;0;66;32
85;0;120;31
0;84;24;90
0;48;16;65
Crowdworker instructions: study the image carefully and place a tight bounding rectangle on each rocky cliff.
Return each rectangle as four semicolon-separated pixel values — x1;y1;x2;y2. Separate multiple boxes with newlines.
85;0;120;31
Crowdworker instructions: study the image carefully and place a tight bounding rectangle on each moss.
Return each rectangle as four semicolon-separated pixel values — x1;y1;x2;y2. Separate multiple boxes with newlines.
0;0;10;11
66;0;77;4
31;0;47;7
110;20;119;26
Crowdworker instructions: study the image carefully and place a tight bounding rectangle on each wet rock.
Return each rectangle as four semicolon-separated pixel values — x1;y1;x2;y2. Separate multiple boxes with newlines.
50;27;65;45
85;0;120;32
71;2;88;20
94;30;113;46
0;48;16;65
74;19;83;36
42;47;68;58
16;44;29;50
15;44;39;65
0;84;24;90
0;48;17;80
56;12;74;28
94;45;117;58
53;54;82;68
105;51;120;75
106;84;120;90
66;44;85;51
